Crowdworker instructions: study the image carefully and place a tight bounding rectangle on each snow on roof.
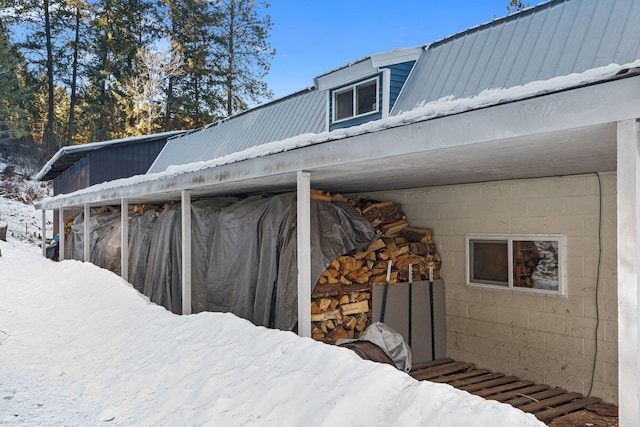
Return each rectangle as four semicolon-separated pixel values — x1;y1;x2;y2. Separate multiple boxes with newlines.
35;59;640;207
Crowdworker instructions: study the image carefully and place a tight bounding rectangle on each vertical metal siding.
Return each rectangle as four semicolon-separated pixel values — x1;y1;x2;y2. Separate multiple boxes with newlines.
89;139;167;185
54;156;90;196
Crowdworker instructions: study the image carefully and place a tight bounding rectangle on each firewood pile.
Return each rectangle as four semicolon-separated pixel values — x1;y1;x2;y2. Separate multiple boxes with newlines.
310;190;441;343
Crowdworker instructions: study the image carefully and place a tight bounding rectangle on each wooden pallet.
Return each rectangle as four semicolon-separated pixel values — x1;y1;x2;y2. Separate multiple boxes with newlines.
410;358;602;424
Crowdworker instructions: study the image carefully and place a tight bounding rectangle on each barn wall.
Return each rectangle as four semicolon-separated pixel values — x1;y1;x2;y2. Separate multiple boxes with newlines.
364;172;618;403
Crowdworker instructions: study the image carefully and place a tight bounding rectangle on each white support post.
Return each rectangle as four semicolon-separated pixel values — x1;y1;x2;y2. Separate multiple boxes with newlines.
297;171;312;338
617;119;640;427
121;198;129;282
41;210;47;257
181;190;192;315
83;204;90;262
58;208;64;261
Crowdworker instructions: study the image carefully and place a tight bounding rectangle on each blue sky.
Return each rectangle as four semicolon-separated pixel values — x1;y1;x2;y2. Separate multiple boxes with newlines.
264;0;546;99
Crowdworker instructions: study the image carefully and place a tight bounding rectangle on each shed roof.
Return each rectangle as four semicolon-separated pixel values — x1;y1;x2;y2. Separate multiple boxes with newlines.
36;131;186;181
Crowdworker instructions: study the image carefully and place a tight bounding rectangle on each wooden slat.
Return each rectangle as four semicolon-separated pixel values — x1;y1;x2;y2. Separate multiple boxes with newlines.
534;397;601;422
411;358;454;371
448;373;503;388
409;358;613;424
517;392;583;413
462;376;520;393
505;388;566;407
412;362;474;381
429;369;491;384
487;384;550;402
475;380;535;398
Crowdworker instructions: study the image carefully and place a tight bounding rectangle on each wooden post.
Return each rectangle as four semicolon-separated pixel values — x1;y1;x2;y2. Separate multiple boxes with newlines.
181;190;192;315
617;119;640;427
121;198;129;282
297;171;311;338
41;209;47;257
58;207;64;261
83;204;90;262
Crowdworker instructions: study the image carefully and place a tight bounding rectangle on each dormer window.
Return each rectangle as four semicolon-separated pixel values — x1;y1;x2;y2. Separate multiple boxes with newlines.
333;77;379;123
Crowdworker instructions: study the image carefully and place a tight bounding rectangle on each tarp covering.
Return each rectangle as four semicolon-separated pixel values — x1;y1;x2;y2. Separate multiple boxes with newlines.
337;322;413;372
65;192;376;330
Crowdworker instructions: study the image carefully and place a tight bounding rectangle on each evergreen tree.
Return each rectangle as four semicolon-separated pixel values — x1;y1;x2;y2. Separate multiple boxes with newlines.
160;0;221;129
507;0;530;13
84;0;160;141
212;0;275;117
0;20;31;142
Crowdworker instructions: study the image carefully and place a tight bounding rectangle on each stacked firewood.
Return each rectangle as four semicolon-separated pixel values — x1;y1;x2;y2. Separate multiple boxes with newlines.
310;191;442;343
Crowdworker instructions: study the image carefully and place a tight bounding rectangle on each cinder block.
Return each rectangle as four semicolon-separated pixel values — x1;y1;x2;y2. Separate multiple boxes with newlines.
512;294;545;312
511;216;546;234
544;295;585;316
526;197;565;216
494;307;529;328
512;326;546;350
453;185;483;202
527;311;567;335
548;176;587;197
480;182;513;200
565;315;598;339
512;179;548;199
546;333;584;357
467;303;497;323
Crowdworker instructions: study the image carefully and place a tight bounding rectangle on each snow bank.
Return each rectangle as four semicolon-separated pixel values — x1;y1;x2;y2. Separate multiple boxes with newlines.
0;239;544;426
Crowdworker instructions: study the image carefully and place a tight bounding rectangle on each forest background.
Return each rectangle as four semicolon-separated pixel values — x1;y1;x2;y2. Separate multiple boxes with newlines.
0;0;274;157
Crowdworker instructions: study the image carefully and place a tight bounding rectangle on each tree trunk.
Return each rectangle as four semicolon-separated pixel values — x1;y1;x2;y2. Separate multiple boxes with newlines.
226;1;235;117
68;5;80;146
44;0;55;150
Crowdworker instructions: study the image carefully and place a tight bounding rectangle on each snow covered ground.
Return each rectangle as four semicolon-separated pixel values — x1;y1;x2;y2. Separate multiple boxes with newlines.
0;189;545;426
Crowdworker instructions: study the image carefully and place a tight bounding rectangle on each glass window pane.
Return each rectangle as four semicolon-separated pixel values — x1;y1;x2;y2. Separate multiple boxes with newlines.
513;240;559;291
470;240;509;286
356;80;377;115
335;90;353;120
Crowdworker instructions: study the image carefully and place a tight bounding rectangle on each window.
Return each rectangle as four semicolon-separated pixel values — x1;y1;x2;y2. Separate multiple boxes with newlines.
466;234;567;296
333;77;379;123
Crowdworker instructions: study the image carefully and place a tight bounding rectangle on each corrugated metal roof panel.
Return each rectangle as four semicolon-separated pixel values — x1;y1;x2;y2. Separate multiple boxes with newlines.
394;0;640;113
149;88;326;173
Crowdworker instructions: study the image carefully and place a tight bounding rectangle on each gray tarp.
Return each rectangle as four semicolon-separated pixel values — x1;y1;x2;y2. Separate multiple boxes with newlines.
65;192;376;330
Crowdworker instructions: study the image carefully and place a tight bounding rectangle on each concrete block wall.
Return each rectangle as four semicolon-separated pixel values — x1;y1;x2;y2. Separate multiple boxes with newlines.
364;172;618;403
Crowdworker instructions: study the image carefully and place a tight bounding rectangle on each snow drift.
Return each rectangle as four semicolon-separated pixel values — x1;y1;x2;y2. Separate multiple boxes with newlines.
0;238;544;426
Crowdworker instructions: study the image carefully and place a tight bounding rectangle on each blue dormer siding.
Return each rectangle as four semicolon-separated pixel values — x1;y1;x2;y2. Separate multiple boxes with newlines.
385;60;416;111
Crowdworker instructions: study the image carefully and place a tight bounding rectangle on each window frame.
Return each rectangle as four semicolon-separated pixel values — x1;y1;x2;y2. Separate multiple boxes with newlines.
332;76;380;124
465;233;567;297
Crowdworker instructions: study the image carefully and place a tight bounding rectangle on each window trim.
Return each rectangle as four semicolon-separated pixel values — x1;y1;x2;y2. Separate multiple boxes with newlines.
332;76;380;124
465;233;567;297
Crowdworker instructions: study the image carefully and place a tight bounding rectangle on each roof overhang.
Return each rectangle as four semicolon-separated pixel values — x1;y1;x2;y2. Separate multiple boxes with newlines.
34;74;640;211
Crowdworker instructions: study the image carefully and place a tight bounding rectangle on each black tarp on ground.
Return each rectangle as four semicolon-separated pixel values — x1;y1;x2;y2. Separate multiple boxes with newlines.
65;192;376;330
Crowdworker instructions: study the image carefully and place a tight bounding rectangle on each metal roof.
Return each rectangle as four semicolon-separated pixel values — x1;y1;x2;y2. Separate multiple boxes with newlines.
148;88;327;173
36;130;187;181
394;0;640;114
